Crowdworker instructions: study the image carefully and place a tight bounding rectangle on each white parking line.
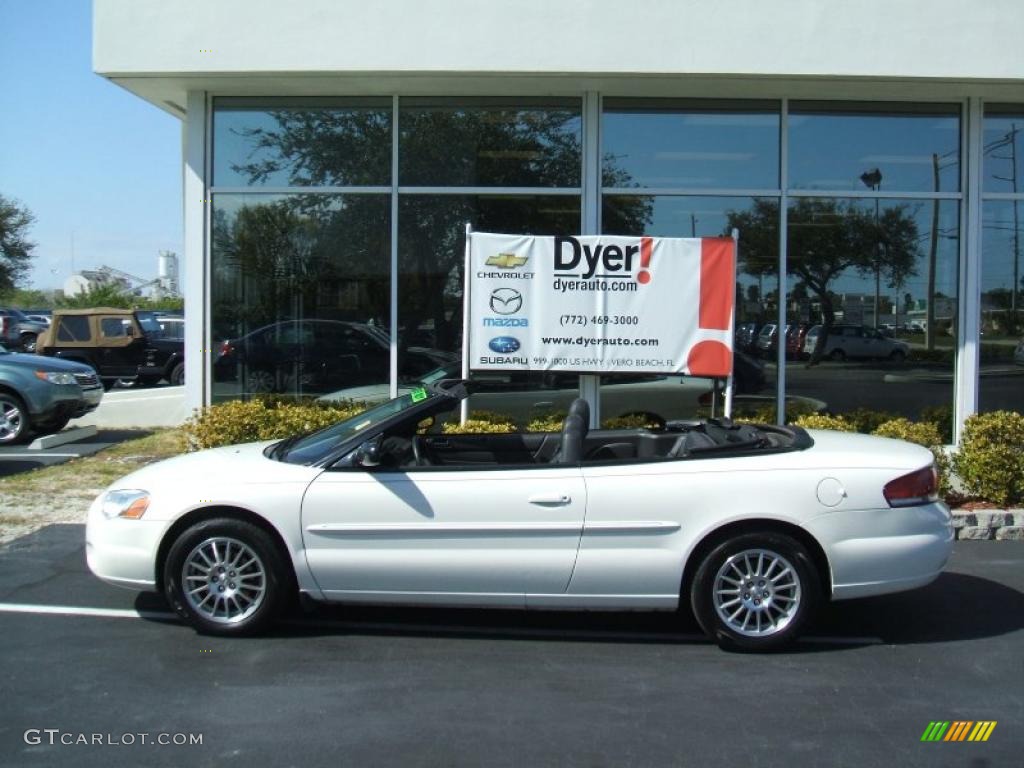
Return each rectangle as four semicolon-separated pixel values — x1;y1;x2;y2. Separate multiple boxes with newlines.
0;602;177;621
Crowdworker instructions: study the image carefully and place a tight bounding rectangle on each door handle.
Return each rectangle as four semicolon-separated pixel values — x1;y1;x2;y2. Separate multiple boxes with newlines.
528;494;572;506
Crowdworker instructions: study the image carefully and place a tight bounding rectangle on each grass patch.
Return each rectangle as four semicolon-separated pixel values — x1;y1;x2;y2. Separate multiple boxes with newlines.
0;429;187;496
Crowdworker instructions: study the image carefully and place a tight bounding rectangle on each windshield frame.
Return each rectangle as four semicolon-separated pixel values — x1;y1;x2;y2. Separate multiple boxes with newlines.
275;387;457;467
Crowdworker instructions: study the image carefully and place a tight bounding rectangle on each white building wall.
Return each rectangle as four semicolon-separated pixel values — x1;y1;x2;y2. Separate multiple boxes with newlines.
95;0;1023;82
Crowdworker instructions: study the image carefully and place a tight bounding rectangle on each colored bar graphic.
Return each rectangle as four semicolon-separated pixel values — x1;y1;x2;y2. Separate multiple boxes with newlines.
921;720;996;742
699;238;734;330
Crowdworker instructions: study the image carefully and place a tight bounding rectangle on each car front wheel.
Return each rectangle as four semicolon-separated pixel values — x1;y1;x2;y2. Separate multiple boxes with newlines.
164;518;289;636
0;392;30;444
690;532;819;651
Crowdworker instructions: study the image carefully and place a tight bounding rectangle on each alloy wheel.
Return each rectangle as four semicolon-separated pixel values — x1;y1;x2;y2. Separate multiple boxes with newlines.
712;548;802;637
182;537;267;625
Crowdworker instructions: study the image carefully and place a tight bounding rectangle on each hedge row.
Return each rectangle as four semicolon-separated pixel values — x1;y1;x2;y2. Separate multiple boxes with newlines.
183;398;1024;506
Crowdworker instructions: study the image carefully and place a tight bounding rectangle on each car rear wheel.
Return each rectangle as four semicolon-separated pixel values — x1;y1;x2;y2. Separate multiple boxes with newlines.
690;532;819;651
0;392;30;444
169;362;185;386
164;518;289;636
828;348;846;362
19;333;37;353
889;349;907;362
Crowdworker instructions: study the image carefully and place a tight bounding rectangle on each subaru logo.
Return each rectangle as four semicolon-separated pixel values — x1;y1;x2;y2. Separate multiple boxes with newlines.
488;336;521;354
489;288;523;315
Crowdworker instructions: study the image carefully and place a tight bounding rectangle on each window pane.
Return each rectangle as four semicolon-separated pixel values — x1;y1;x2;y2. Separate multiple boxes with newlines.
399;98;582;187
601;194;779;420
602;99;780;190
211;193;391;402
979;199;1024;413
57;316;90;342
788;102;961;193
983;105;1024;194
213;99;392;187
784;197;960;441
396;194;581;400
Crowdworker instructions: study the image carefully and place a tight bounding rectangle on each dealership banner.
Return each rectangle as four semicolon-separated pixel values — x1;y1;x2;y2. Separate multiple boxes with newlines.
467;232;736;377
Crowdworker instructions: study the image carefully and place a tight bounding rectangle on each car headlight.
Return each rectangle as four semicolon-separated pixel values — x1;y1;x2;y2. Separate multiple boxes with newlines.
101;490;150;520
35;371;77;385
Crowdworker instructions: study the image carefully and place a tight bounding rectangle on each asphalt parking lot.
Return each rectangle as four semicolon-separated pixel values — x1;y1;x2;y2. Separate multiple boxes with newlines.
0;526;1020;768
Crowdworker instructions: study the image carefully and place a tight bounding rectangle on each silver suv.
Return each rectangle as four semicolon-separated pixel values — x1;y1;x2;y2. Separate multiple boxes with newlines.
803;324;910;362
0;308;48;353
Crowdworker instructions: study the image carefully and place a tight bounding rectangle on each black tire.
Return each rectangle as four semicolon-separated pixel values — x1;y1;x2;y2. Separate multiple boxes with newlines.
0;391;31;444
33;415;71;435
690;532;819;652
889;349;907;362
19;333;37;353
164;517;290;636
169;362;185;386
828;348;846;362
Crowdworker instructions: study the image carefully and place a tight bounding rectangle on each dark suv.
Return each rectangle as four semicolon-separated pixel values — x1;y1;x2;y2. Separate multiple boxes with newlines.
0;308;48;352
37;308;185;389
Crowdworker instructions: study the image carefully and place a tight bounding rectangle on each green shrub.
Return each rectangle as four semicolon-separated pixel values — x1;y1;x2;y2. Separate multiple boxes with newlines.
602;413;663;430
919;404;954;444
844;408;900;434
791;413;857;432
872;418;951;497
442;418;516;434
526;412;566;432
952;411;1024;506
183;398;368;450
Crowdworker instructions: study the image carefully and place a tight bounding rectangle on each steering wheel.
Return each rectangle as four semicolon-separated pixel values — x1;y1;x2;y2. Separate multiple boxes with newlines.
411;435;432;466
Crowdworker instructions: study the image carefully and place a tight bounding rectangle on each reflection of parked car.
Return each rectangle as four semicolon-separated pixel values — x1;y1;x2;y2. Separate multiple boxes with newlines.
214;320;456;395
319;353;826;424
1014;339;1024;366
734;322;762;353
0;308;48;353
0;343;103;443
754;324;779;358
785;324;810;360
87;381;951;649
152;315;184;341
803;324;910;362
37;308;186;388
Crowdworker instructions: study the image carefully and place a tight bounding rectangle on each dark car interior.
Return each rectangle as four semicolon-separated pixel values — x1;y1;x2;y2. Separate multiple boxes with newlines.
368;397;811;471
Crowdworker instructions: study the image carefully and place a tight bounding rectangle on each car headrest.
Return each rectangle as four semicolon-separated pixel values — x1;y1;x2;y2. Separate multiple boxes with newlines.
567;397;590;427
559;414;586;464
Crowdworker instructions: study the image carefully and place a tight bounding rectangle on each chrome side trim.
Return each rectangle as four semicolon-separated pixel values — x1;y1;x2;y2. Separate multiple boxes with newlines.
582;521;681;533
306;522;582;536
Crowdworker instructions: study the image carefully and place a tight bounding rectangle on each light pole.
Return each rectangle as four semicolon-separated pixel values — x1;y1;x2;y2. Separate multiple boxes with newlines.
860;168;883;328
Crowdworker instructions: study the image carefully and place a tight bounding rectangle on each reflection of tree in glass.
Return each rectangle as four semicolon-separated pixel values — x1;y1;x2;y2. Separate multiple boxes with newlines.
726;198;919;364
211;197;389;340
223;108;650;353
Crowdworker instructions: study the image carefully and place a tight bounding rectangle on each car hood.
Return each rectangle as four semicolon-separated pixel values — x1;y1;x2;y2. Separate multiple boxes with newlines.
0;351;96;374
104;440;325;501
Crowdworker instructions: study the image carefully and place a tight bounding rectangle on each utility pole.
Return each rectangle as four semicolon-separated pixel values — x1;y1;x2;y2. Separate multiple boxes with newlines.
860;168;883;328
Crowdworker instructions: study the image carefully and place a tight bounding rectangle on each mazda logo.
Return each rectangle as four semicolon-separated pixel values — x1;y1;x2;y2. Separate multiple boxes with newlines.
489;288;523;315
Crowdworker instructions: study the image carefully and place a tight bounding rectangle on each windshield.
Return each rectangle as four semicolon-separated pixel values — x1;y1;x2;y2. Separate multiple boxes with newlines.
281;387;437;465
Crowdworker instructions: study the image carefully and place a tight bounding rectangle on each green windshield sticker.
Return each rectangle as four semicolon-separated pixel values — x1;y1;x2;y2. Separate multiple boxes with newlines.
410;387;428;403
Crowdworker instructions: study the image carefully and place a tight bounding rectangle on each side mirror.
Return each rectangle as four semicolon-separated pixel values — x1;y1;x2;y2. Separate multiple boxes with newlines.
354;435;383;468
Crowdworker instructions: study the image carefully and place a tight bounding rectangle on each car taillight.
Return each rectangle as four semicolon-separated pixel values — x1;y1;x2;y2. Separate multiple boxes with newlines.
883;465;938;507
219;341;233;357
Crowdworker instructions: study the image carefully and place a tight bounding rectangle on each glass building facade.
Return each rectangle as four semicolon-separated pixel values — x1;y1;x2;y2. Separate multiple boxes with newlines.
207;96;1024;439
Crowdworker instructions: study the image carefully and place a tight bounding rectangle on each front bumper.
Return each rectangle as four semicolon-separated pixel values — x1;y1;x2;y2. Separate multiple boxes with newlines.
85;495;163;591
803;502;954;601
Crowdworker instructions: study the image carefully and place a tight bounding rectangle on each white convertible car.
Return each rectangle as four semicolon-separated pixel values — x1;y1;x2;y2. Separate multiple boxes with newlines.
86;381;953;651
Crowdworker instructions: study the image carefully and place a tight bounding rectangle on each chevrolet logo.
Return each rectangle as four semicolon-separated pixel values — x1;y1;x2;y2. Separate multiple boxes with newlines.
485;253;529;269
